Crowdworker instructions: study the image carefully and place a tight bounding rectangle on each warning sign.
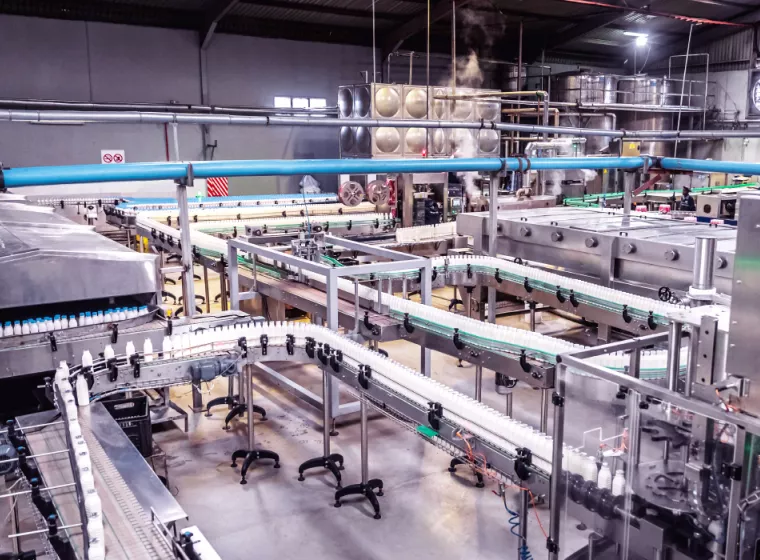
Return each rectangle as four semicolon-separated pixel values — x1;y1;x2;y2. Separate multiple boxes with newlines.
101;150;125;164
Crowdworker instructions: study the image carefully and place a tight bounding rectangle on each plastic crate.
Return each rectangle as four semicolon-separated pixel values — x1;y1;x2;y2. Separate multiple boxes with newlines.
102;396;152;457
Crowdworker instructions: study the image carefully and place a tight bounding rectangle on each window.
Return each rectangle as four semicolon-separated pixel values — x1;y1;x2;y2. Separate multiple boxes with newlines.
273;96;328;109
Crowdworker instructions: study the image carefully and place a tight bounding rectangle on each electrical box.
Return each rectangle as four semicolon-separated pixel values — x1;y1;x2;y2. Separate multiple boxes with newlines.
621;141;642;157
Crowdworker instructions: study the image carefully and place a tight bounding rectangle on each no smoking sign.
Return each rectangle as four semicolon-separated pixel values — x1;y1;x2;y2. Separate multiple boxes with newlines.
101;149;125;164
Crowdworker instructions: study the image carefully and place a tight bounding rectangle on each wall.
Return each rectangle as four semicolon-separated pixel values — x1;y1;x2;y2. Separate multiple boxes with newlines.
0;14;375;195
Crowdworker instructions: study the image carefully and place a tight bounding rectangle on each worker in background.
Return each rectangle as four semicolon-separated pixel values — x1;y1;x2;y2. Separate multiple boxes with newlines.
678;186;696;212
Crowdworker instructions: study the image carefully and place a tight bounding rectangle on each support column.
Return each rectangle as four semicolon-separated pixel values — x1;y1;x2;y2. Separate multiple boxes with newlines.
420;263;432;377
176;179;196;318
547;368;565;560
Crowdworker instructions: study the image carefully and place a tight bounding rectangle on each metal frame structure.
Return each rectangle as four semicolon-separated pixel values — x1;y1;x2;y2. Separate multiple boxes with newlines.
226;234;433;423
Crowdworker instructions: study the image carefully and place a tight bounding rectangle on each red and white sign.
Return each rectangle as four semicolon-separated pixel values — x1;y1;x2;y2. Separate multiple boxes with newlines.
207;177;229;197
101;150;125;164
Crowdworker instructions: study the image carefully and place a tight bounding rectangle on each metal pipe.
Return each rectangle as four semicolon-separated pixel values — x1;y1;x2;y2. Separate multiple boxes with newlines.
176;182;196;318
360;398;369;484
0;98;338;116
505;391;513;417
666;322;683;392
725;427;746;560
245;364;255;450
2;109;753;139
540;388;549;432
548;371;565;560
518;488;529;557
451;0;456;89
1;156;648;188
692;236;717;291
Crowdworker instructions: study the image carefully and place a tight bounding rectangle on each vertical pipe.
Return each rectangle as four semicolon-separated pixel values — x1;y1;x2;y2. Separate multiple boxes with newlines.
516;22;523;130
629;348;641;379
529;302;536;332
246;364;255;450
219;261;228;311
354;278;361;334
548;370;565;560
360;399;369;484
488;172;499;324
666;322;683;392
475;366;483;402
203;265;211;314
505;391;513;417
409;52;414;85
420;262;433;377
325;271;340;429
228;245;239;311
692;236;716;291
621;390;641;560
685;326;700;397
540;388;549;432
372;0;376;82
451;0;456;89
518;488;529;558
171;122;180;161
724;426;746;560
176;183;196;317
623;172;632;218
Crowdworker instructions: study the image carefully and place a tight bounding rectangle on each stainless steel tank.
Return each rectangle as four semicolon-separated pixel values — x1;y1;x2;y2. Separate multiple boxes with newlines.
617;75;675;106
506;65;526;91
559;113;615;154
551;71;619;104
618;112;674;157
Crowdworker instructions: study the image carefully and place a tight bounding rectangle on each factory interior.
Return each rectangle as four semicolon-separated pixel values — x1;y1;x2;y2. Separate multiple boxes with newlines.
4;0;760;558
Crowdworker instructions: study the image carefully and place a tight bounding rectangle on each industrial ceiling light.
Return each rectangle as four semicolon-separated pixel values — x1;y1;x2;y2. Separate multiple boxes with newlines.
623;31;649;47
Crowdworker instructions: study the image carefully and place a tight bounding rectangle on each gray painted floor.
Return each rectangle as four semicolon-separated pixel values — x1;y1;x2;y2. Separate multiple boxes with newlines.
155;314;594;560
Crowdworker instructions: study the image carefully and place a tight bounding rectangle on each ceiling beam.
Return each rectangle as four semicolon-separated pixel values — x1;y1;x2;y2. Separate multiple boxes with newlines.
648;5;760;66
201;0;240;50
219;14;373;46
382;0;474;55
524;9;626;60
238;0;409;21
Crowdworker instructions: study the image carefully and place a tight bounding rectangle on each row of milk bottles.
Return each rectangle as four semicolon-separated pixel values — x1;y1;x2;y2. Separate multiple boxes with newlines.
53;363;106;560
1;307;149;337
565;445;626;496
440;254;678;317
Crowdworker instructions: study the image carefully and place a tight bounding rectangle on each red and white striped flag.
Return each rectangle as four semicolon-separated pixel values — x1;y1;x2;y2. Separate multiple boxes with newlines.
207;177;229;197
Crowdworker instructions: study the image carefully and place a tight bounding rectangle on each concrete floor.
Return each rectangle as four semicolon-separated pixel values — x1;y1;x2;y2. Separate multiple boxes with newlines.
152;282;595;560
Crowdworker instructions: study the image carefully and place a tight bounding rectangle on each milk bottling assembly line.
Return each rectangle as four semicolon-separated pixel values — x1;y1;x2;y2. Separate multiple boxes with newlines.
0;152;759;560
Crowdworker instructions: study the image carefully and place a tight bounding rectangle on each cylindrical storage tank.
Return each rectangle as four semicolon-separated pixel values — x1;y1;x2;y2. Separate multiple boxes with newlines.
617;76;674;106
559;114;614;154
617;113;674;157
551;72;619;104
506;65;526;91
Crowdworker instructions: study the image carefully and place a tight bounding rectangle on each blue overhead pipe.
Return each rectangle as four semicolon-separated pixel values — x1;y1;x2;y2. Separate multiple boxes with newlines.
660;157;760;176
1;157;648;189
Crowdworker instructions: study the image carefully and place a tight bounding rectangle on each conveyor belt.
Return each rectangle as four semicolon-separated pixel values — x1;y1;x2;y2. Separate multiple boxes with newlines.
20;405;179;560
138;216;691;378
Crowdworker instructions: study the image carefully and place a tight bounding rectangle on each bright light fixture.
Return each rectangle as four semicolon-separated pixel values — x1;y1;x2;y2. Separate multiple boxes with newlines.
635;34;648;46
